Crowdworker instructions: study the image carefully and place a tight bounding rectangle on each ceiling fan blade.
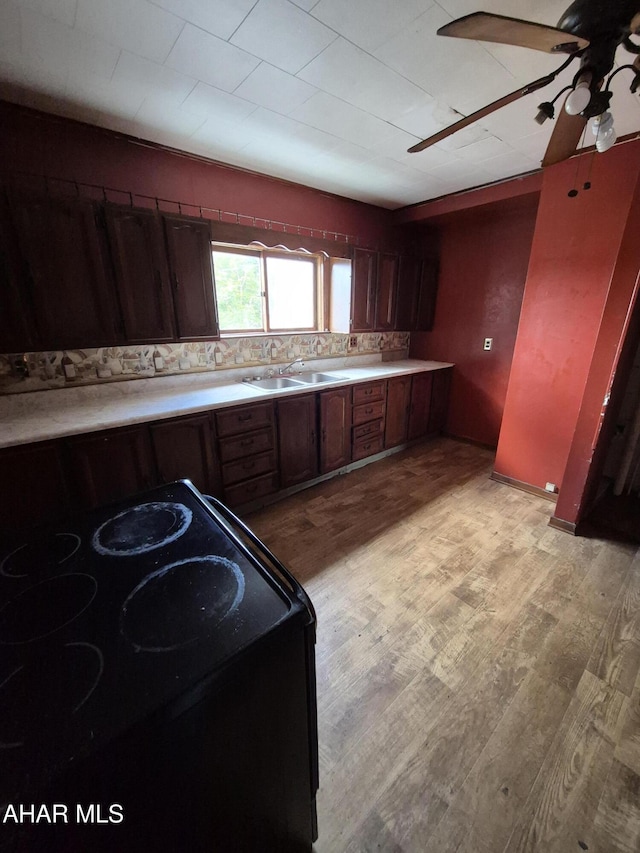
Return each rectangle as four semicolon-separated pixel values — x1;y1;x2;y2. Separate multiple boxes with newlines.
438;12;589;54
408;72;556;154
541;97;587;167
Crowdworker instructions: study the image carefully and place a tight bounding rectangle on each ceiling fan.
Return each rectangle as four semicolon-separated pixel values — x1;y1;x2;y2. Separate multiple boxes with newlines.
408;0;640;167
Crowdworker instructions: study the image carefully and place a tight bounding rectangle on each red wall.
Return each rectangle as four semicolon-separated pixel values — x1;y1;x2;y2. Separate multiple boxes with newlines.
409;196;538;447
494;140;640;493
0;101;391;248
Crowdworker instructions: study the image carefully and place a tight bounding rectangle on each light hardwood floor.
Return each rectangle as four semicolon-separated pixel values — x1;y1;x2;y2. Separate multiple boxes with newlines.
247;438;640;853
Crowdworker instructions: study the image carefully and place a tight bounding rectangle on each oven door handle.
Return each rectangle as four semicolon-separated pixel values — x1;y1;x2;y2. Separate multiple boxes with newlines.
204;495;316;623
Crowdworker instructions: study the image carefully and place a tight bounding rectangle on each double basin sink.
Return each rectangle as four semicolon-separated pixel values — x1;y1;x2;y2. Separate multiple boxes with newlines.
243;373;346;393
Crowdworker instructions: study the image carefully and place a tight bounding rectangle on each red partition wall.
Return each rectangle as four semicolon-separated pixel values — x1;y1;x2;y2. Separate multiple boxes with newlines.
494;139;640;495
409;195;539;447
0;101;391;248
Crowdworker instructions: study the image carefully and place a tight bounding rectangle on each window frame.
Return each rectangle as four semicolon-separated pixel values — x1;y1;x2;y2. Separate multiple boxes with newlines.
211;242;324;336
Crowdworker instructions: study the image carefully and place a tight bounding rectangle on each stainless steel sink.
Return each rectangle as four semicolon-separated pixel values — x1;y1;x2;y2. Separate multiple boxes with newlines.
244;377;304;391
294;373;344;384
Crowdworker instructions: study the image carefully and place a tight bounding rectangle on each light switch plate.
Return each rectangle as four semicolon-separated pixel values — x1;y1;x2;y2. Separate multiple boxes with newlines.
483;338;493;351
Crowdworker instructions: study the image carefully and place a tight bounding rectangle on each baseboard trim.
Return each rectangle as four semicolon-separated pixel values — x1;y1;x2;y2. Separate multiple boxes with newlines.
490;471;557;502
548;516;577;535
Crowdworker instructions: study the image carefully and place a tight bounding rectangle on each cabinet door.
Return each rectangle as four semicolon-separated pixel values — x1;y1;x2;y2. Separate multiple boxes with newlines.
67;426;156;509
351;247;377;332
0;190;36;352
384;375;412;448
0;441;71;533
9;194;121;349
408;372;433;440
395;255;420;331
320;387;351;473
277;395;318;488
164;215;219;340
105;206;175;342
375;252;398;331
428;368;452;434
415;259;439;331
150;413;220;497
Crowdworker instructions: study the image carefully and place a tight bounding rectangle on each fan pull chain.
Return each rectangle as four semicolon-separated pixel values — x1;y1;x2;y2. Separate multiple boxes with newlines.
567;121;590;197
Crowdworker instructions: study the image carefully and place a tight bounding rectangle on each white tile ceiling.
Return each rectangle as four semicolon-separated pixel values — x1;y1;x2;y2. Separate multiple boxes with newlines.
1;0;640;209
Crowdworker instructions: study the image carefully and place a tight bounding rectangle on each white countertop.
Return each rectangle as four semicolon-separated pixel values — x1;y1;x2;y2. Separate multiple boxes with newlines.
0;358;453;449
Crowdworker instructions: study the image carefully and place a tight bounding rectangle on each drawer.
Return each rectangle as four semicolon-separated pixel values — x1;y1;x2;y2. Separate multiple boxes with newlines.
353;381;385;406
224;472;279;507
352;433;384;461
352;400;385;426
216;402;274;438
221;450;277;487
219;427;274;463
353;418;384;441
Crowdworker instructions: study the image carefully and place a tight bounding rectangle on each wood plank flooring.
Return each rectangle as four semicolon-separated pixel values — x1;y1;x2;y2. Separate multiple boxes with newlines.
246;438;640;853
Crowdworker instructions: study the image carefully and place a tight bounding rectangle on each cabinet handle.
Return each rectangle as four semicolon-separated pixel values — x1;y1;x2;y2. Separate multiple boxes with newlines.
173;274;180;290
364;443;371;450
321;428;326;442
238;414;252;422
155;270;163;291
364;389;373;396
243;461;256;470
240;438;254;447
365;407;373;415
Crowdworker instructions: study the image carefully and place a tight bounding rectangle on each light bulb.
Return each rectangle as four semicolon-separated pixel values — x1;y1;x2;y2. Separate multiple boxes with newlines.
565;81;591;115
591;111;616;153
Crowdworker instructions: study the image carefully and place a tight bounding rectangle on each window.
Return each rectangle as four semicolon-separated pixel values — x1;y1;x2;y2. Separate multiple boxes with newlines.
212;244;321;334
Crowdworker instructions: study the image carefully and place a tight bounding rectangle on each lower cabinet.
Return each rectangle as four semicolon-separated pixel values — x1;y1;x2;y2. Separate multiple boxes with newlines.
67;425;156;509
384;375;412;449
352;380;386;461
408;372;433;440
0;441;71;532
277;395;318;488
216;401;279;506
429;367;452;434
0;369;452;528
320;387;351;473
150;413;220;497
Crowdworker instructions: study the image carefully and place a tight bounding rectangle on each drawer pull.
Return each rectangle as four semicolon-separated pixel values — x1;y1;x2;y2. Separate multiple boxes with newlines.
243;461;256;470
238;414;253;422
365;407;373;415
240;438;254;447
365;389;373;396
363;443;371;450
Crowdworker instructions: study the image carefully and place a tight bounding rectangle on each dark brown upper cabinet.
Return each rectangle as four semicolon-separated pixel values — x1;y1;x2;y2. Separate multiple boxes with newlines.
351;247;377;332
351;248;400;333
105;206;175;343
0;190;36;353
164;215;219;340
374;252;398;332
395;255;439;332
9;193;122;350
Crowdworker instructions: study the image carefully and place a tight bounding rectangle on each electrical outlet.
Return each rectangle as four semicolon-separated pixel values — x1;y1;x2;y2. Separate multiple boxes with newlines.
483;338;493;351
349;336;358;348
545;482;557;493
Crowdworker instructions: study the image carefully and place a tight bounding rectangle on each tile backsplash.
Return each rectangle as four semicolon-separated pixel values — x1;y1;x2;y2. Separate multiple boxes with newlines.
0;332;410;394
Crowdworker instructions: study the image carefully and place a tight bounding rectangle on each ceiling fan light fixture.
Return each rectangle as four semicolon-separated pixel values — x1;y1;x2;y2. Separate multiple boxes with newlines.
565;80;592;115
535;101;555;124
591;111;616;152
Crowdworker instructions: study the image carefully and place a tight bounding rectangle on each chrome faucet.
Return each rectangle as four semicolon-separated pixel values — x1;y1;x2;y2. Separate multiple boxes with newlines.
278;357;305;375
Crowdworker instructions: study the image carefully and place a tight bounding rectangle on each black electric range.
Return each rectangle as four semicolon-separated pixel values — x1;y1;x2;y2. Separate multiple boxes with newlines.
0;481;318;852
